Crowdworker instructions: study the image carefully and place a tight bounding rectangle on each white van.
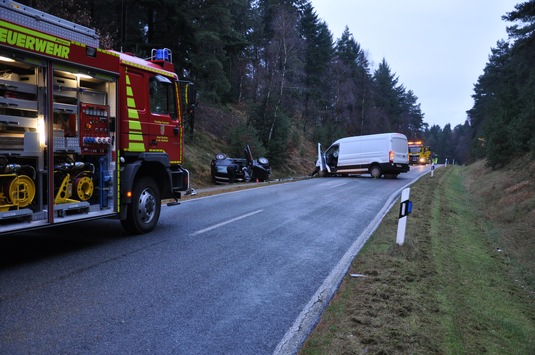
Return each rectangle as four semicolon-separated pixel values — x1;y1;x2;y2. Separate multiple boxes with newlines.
316;133;410;178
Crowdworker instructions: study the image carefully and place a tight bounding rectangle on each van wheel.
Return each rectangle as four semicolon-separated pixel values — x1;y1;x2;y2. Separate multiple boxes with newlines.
370;165;382;179
121;176;161;234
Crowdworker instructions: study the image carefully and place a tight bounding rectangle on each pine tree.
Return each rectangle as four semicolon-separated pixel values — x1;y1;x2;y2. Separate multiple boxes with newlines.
400;90;425;139
372;58;402;133
300;3;334;134
333;27;372;136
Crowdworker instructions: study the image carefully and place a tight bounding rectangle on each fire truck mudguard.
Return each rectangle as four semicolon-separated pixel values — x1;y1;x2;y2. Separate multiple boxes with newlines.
119;152;189;233
120;153;172;200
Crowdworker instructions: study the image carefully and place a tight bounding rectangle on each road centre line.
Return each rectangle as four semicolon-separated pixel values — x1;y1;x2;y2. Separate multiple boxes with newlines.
190;209;264;236
329;182;348;189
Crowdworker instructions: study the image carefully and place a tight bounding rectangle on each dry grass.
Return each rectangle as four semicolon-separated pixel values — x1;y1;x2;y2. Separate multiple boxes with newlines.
464;158;535;290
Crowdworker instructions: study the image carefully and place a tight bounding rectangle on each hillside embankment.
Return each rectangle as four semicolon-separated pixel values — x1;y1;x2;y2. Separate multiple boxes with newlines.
183;105;317;189
300;161;535;354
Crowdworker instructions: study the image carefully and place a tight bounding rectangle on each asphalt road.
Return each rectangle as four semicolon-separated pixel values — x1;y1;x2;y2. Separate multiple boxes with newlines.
0;165;431;354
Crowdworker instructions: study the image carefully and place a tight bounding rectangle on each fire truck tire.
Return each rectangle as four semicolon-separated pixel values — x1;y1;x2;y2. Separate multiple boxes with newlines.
121;176;161;234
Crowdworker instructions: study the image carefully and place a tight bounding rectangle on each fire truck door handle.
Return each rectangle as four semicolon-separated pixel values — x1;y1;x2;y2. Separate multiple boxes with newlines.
173;126;179;136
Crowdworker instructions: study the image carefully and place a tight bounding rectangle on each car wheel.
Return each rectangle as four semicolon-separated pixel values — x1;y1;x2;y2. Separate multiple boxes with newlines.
258;157;269;165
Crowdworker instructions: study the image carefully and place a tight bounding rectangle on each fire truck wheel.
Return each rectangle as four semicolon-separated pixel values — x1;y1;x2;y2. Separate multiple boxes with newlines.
122;176;161;234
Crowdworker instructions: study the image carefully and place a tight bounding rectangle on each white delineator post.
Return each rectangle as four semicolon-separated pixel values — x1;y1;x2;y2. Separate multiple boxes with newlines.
396;188;412;245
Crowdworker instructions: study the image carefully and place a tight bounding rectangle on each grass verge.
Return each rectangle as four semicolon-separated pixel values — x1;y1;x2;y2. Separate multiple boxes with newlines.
300;165;535;354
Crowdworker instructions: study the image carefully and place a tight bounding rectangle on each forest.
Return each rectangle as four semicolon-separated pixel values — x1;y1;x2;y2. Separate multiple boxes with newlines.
18;0;535;168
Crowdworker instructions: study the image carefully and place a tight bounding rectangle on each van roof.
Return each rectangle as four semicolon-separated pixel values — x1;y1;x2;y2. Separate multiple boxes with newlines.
333;132;407;144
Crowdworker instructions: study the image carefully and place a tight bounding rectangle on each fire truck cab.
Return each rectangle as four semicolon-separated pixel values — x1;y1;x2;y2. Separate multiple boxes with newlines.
0;1;189;234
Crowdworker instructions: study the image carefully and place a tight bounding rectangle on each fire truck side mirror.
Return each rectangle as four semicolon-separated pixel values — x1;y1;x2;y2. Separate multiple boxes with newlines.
173;126;180;136
109;116;116;132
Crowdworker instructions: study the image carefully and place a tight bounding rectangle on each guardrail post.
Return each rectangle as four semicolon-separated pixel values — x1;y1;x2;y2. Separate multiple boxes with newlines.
396;187;412;245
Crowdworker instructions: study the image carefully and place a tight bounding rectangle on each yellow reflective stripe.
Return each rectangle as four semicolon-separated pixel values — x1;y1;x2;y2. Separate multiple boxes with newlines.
116;151;121;211
121;60;176;78
127;97;136;108
0;20;70;59
0;20;70;45
126;143;145;151
128;120;141;130
129;133;143;141
123;74;146;152
127;108;139;119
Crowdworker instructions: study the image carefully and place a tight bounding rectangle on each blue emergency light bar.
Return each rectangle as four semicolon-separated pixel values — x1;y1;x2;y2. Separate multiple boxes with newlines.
151;48;172;62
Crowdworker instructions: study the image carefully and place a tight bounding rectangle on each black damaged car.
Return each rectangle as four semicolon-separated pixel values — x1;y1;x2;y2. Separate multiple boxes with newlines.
211;145;271;184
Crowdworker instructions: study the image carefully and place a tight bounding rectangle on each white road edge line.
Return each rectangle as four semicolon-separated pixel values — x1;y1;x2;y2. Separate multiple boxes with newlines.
273;170;432;354
190;209;264;236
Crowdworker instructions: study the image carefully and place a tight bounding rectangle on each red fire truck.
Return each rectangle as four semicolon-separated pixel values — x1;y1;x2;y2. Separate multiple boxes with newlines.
0;1;190;234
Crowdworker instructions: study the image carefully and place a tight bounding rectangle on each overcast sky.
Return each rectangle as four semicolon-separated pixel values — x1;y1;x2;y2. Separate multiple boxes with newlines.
310;0;519;129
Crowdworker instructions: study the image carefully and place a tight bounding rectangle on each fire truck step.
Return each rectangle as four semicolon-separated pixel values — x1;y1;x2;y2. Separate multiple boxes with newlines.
53;201;90;217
